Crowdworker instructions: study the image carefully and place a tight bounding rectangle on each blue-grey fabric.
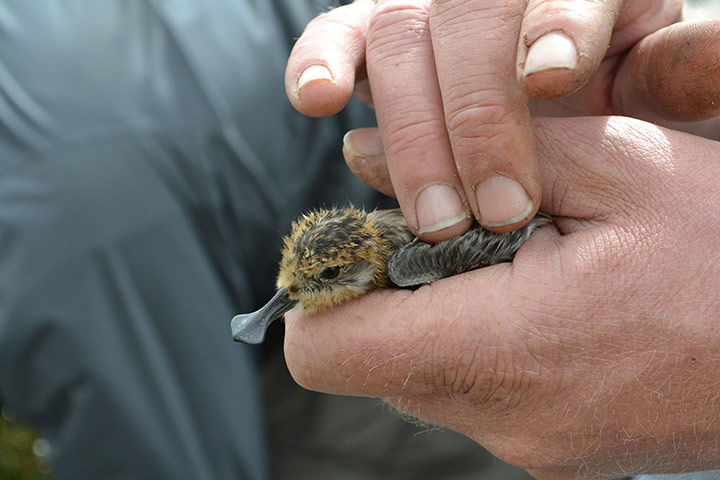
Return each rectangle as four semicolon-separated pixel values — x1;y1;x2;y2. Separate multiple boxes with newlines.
0;1;383;478
635;470;720;480
636;472;720;480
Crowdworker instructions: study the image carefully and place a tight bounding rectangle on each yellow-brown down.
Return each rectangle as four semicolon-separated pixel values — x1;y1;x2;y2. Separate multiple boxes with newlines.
276;206;413;313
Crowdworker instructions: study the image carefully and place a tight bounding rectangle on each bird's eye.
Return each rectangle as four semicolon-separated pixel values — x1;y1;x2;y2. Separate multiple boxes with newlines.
320;265;340;280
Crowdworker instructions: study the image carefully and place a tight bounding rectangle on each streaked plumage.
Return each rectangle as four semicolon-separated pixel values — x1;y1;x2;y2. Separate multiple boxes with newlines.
231;206;551;344
276;207;413;311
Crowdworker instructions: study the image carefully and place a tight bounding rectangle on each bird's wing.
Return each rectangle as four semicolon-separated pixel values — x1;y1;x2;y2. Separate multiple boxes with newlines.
387;213;552;287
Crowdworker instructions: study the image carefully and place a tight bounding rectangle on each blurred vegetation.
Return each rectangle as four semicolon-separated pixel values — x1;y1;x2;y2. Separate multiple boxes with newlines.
0;409;52;480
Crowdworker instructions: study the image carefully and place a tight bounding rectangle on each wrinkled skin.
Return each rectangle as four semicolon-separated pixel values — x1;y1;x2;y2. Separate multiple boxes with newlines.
283;2;720;478
284;116;720;479
285;0;692;240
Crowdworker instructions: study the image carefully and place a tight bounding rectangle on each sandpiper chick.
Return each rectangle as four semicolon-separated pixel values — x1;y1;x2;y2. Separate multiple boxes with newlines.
231;206;551;344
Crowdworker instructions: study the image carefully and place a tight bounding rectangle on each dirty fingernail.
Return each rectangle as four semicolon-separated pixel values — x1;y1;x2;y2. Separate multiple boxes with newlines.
343;128;384;158
297;65;333;94
475;175;533;227
523;32;578;77
416;184;469;235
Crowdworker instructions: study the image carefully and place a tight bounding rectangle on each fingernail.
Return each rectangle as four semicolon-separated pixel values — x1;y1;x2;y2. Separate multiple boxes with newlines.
415;184;469;235
475;175;533;227
297;65;333;95
523;32;578;77
343;128;384;158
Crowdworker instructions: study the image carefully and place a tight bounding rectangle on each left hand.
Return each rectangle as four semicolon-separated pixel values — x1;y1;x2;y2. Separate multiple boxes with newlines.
336;18;720;200
285;0;691;241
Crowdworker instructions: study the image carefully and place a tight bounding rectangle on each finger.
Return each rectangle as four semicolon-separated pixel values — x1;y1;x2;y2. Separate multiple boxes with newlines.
428;0;541;233
517;0;621;100
364;0;474;243
342;128;395;197
285;1;374;118
518;0;682;101
284;263;523;396
612;20;720;123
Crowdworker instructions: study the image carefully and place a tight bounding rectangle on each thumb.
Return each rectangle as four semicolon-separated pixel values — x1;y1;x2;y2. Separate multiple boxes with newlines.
612;20;720;123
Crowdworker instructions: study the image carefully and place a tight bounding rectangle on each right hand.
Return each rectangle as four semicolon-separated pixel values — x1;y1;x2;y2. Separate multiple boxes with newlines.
284;0;705;243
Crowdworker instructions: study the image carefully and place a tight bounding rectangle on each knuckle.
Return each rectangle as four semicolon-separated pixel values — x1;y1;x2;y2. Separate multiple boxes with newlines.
430;0;521;24
522;0;593;31
431;340;536;414
444;101;515;149
382;112;446;157
373;0;432;19
522;0;565;19
620;0;683;31
312;8;366;45
418;282;536;407
368;1;431;44
437;342;483;396
471;350;535;412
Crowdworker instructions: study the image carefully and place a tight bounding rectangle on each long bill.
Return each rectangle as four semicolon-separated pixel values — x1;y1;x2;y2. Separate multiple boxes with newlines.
231;289;297;345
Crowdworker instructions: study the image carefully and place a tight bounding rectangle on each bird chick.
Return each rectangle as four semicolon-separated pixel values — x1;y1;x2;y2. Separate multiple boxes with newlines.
276;207;414;312
231;206;551;344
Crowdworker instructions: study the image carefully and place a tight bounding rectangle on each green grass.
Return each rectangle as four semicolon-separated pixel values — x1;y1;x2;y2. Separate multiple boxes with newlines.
0;410;52;480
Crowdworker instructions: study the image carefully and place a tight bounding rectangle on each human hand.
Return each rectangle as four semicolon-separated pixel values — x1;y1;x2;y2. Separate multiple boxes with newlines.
282;116;720;479
285;0;684;241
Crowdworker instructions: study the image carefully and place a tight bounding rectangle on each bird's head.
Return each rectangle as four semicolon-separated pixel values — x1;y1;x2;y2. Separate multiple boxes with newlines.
231;207;393;344
276;207;389;312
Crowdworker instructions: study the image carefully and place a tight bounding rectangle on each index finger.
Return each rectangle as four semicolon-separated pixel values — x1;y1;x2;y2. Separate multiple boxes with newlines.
283;263;523;396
